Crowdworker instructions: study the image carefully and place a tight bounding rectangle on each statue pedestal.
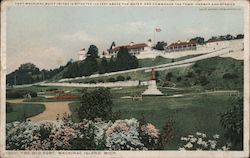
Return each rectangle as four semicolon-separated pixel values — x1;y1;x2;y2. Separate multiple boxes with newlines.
142;80;163;96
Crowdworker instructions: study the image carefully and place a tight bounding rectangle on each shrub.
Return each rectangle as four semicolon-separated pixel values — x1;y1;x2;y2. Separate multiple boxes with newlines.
89;80;97;84
106;118;144;150
222;73;239;79
165;72;173;81
77;88;113;121
6;102;13;113
97;79;104;83
6;118;160;150
160;120;174;145
219;95;243;148
162;81;175;87
199;76;209;86
186;71;194;78
176;76;182;82
107;77;116;82
126;76;131;80
116;75;125;81
46;88;58;91
6;90;37;99
178;132;231;151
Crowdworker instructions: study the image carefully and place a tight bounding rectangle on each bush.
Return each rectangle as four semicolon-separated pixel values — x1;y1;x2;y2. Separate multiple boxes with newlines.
186;71;194;78
107;77;116;82
162;81;175;87
199;76;209;86
97;79;104;83
165;72;173;81
46;88;58;91
222;73;238;79
6;117;160;150
6;90;37;99
176;76;182;82
219;95;243;148
77;88;113;121
179;132;231;151
126;76;131;80
6;102;13;113
116;75;125;81
89;80;97;84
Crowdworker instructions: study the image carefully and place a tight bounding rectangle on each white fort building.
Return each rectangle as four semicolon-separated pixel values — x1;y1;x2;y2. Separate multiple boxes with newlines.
101;38;243;59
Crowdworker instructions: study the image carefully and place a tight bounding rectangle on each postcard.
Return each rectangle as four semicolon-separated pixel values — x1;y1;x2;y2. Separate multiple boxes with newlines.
0;0;249;158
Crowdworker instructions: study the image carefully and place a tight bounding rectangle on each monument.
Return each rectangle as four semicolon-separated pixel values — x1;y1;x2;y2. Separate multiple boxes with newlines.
142;68;163;96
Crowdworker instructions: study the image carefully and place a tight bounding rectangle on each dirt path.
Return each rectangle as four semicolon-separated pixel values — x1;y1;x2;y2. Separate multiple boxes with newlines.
7;99;72;122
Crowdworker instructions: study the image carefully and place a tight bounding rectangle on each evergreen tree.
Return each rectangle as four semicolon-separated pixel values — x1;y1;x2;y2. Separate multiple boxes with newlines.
109;41;116;53
87;45;99;58
116;47;131;71
108;56;116;72
83;56;98;76
98;57;108;74
116;47;139;71
189;37;205;45
129;55;139;69
153;41;167;50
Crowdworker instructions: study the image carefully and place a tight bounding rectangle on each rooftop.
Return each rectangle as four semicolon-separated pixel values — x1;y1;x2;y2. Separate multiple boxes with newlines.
167;41;197;48
110;43;148;52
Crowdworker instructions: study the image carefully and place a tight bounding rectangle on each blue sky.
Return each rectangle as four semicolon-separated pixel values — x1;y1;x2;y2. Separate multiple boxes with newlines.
6;6;243;73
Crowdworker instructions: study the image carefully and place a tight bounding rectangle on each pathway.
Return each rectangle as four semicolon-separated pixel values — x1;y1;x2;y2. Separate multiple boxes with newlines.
7;99;72;122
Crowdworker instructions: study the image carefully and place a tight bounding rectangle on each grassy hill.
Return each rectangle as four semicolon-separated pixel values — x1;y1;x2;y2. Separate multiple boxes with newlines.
158;57;243;90
65;56;243;91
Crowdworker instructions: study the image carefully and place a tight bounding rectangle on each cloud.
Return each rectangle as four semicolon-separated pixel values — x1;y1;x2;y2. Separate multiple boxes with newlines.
7;46;70;73
128;21;147;30
57;31;98;43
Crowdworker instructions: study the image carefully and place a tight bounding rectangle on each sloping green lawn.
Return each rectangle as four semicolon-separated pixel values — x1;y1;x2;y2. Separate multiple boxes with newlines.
6;103;45;123
69;89;239;150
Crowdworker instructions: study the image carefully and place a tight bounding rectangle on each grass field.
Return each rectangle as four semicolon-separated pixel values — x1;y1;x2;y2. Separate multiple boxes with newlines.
68;86;241;150
6;103;45;123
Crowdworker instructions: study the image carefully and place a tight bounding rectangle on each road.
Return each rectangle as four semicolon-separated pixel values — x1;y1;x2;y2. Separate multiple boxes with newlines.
7;99;72;122
59;47;230;81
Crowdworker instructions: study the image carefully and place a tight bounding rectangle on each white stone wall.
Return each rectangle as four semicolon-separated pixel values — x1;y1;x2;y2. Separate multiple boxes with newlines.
41;80;140;88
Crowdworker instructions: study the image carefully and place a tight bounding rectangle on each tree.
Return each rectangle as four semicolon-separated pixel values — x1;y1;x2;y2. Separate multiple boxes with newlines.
98;57;108;74
83;56;98;76
116;75;125;81
190;37;205;45
108;56;116;72
235;34;244;39
116;47;139;71
225;34;234;40
153;41;167;50
77;88;113;121
87;45;99;58
108;41;116;53
165;72;173;81
220;95;243;149
128;55;139;69
116;47;131;71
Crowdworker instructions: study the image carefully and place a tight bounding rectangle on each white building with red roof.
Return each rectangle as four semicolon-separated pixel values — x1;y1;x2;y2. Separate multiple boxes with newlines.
166;40;197;52
108;42;148;56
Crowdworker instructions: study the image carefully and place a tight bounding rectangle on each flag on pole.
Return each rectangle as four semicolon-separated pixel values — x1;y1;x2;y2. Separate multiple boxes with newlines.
155;27;161;32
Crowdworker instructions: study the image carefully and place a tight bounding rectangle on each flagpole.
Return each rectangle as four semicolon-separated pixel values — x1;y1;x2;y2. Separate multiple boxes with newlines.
153;29;156;46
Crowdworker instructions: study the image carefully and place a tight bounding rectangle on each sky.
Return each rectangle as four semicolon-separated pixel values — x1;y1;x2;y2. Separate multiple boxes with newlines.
6;6;244;73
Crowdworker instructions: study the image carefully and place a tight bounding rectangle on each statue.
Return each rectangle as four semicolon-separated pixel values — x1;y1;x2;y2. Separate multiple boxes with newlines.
142;68;163;96
150;68;156;80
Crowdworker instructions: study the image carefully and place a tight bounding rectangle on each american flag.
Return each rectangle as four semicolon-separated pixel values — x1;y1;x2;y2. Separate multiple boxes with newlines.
155;27;161;32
